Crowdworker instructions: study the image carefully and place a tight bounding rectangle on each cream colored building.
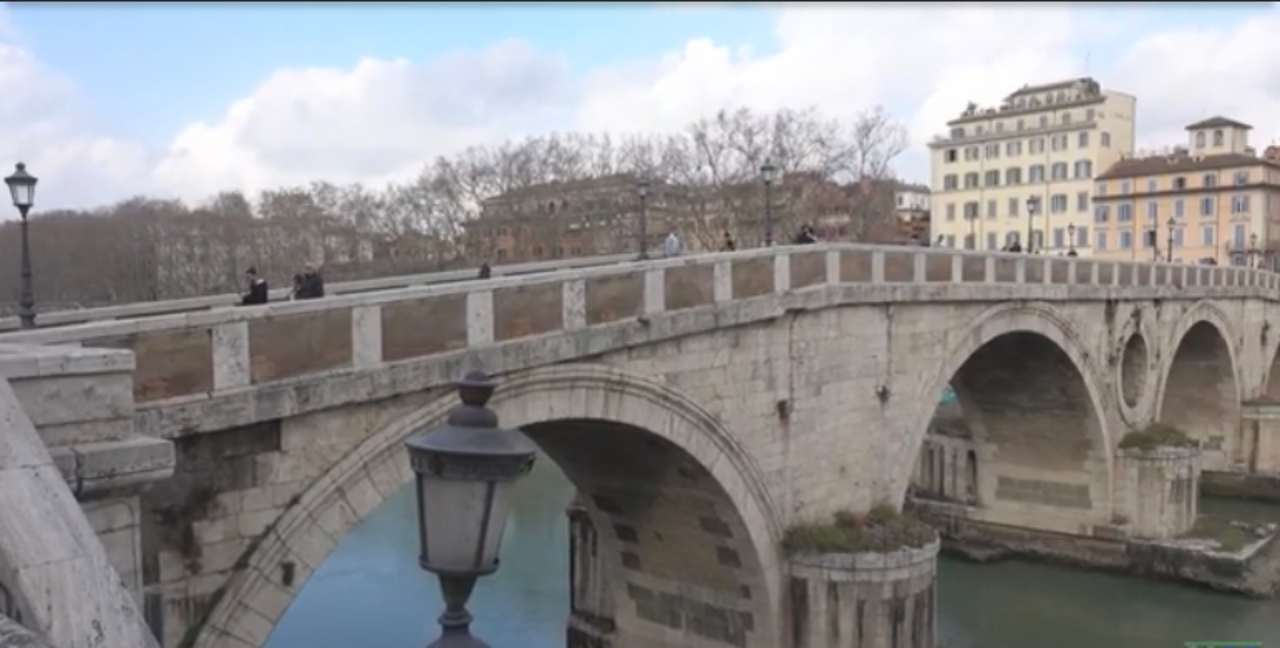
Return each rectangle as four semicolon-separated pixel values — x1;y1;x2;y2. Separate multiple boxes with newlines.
1092;117;1280;268
928;78;1136;255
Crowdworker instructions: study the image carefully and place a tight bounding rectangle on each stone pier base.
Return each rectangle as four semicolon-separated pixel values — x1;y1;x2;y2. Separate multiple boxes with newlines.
788;542;939;648
1114;447;1200;539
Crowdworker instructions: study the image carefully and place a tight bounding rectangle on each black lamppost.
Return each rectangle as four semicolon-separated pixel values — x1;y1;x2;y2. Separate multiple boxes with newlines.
404;371;537;648
637;178;650;260
1166;217;1176;263
761;160;779;247
1025;196;1040;254
5;163;37;329
1249;232;1260;268
1067;223;1077;256
967;210;976;250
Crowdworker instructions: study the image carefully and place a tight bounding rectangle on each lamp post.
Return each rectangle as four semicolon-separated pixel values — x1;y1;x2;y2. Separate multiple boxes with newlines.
1249;232;1260;268
761;160;779;247
636;178;650;260
967;210;975;250
1025;196;1040;254
1166;217;1176;263
1067;223;1076;256
404;371;537;648
5;163;38;329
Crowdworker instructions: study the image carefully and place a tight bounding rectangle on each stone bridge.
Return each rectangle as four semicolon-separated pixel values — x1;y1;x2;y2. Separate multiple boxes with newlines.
2;243;1280;648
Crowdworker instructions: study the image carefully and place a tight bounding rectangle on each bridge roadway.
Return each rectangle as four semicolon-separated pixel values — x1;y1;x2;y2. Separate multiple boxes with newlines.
3;242;1280;648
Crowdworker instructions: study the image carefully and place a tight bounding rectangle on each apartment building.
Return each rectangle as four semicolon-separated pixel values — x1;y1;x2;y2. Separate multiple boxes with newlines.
1091;117;1280;267
928;78;1136;255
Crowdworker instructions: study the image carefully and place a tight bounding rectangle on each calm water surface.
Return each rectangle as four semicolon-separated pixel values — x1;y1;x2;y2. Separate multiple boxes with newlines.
268;453;1280;648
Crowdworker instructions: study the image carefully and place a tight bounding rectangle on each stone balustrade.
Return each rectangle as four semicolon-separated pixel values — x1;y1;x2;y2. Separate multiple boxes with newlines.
0;244;1274;420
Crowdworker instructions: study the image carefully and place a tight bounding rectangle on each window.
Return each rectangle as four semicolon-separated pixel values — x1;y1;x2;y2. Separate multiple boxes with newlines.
1061;112;1071;125
946;204;956;221
1086;109;1096;121
946;149;958;163
944;174;958;190
1174;199;1184;219
965;147;979;161
1006;231;1021;246
1234;224;1246;249
1009;197;1019;217
965;173;979;189
1173;228;1183;247
1031;230;1044;250
1016;119;1025;131
1096;183;1107;197
1054;227;1065;249
996;122;1005;133
1234;171;1249;186
1143;229;1155;249
1101;132;1111;147
964;202;980;220
1201;197;1214;216
1078;131;1089;147
1121;180;1131;194
1051;134;1068;151
987;232;998;250
1203;173;1217;188
975;125;985;136
1196;131;1206;148
1147;202;1158;221
951;127;965;139
1232;194;1250;213
1074;160;1092;179
1201;226;1214;246
1050;194;1068;213
1077;225;1089;248
1039;115;1049;128
1118;203;1133;222
985;143;1001;159
964;234;975;250
985;170;1000;187
1214;129;1224;146
1029;165;1045;182
1051;162;1068;180
1006;167;1022;185
1006;140;1022;156
1030;138;1045;154
946;235;956;248
1120;231;1132;249
1077;191;1089;212
987;199;997;219
1096;230;1108;250
1174;177;1187;190
1094;205;1110;223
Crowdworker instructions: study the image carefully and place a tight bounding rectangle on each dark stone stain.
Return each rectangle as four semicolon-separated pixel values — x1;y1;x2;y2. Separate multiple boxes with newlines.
620;551;641;570
592;495;622;515
626;582;754;647
716;546;742;568
613;524;639;543
699;516;733;538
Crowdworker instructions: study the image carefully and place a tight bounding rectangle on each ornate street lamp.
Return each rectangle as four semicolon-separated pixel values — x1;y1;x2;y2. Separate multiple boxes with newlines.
404;371;537;648
1025;196;1041;254
761;160;779;247
1166;217;1176;263
1248;232;1260;268
636;178;650;260
1067;223;1077;256
5;163;37;329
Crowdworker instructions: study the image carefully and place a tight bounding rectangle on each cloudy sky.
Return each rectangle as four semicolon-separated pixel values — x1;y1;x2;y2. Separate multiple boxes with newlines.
1;2;1277;215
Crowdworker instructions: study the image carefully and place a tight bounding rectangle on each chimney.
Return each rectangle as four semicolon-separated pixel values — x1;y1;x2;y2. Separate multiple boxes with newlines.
1266;145;1280;163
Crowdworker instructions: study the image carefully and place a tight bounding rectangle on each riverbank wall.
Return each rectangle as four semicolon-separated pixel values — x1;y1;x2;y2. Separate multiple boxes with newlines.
908;498;1279;598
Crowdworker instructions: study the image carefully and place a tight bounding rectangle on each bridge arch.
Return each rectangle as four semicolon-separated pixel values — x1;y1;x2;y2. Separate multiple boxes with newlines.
904;303;1114;532
1156;303;1242;470
193;363;783;648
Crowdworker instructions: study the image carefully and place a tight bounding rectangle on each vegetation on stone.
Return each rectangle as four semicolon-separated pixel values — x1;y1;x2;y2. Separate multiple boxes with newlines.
1183;515;1252;553
783;505;937;554
1118;423;1197;451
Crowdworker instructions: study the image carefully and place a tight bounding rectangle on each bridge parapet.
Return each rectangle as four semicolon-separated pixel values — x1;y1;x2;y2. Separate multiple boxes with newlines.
0;245;1274;435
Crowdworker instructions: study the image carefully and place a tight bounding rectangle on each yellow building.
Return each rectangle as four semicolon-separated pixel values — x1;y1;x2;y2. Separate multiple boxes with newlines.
1092;117;1280;268
928;77;1136;255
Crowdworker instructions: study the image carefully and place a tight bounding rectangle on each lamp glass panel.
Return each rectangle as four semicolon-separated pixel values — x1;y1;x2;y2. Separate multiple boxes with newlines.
8;182;33;208
419;476;515;573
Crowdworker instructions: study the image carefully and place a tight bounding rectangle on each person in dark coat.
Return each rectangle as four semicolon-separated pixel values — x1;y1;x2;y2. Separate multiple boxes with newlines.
478;262;492;279
1007;241;1023;253
290;274;305;300
721;231;736;251
794;224;818;244
241;267;268;305
299;264;325;299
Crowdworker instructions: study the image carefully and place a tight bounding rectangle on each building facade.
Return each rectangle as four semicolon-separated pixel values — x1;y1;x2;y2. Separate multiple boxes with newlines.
1092;117;1280;267
928;77;1136;255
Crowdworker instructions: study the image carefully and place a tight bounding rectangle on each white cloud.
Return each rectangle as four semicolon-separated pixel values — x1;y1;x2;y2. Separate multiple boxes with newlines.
2;5;1280;217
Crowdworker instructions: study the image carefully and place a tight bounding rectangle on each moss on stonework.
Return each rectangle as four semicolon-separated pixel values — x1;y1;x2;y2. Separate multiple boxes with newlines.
1119;423;1197;451
1183;516;1253;553
783;504;937;555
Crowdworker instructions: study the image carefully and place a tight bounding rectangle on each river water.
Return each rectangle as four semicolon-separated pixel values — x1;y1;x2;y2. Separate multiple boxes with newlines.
267;453;1280;648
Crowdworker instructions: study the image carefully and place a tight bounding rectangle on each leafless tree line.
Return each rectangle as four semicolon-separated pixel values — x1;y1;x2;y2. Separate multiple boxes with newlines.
0;105;907;311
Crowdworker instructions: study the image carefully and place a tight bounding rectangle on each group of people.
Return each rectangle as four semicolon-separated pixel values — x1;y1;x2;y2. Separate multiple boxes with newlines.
663;223;821;258
239;264;326;305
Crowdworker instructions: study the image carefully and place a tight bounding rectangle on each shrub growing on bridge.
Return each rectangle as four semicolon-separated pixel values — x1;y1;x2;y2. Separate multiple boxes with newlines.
783;504;937;554
1118;423;1197;451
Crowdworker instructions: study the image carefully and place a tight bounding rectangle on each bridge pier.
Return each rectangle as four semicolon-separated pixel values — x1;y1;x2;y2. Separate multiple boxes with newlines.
1113;447;1201;539
788;543;939;648
567;495;617;648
